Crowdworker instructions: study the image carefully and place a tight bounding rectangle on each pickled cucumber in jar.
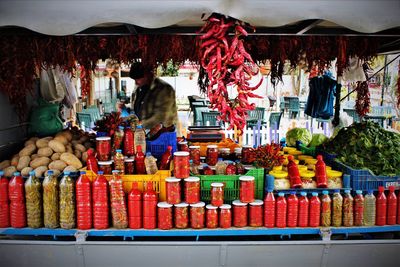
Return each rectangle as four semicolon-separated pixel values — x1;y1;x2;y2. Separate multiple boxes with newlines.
25;171;42;228
42;170;59;228
59;172;76;229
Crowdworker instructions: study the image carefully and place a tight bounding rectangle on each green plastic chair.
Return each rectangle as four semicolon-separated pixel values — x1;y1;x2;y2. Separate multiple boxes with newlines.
247;107;266;127
288;97;300;119
202;111;222;126
269;112;283;130
76;112;93;131
343;108;360;123
193;106;209;125
104;102;117;113
83;106;101;121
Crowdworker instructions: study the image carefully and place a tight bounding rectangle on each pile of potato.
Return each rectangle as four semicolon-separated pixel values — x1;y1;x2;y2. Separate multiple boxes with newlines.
0;129;95;177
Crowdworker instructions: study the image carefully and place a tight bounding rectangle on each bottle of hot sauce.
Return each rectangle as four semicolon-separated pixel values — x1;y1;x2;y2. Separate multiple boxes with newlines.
314;155;328;188
387;186;397;225
287;155;302;188
135;145;146;174
376;186;387;226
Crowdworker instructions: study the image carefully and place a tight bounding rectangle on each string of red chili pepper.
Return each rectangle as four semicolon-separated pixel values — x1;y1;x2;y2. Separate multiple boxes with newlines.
397;60;400;107
355;81;370;117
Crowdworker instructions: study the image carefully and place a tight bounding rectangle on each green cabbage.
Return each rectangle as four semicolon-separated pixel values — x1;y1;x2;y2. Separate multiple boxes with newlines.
309;133;328;147
286;128;312;147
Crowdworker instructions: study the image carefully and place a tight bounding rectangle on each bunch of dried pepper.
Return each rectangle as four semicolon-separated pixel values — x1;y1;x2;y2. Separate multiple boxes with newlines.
355;81;370;117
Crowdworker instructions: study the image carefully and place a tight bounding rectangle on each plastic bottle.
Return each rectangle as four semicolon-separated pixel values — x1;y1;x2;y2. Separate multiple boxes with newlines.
124;126;135;156
143;182;157;229
343;189;354;227
309;192;321;227
159;146;172;170
25;171;42;228
9;172;26;228
398;190;400;224
135;145;146;174
264;189;275;228
298;191;309;227
332;190;343;227
287;155;302;188
215;158;227;175
113;126;125;152
286;191;298;227
92;171;109;229
364;190;376;226
354;190;364;226
275;192;287;228
42;170;59;228
86;149;98;174
128;182;142;229
387;186;397;225
59;172;76;229
109;170;128;229
113;149;125;175
0;171;10;227
145;152;158;175
320;190;331;227
376;186;387;226
76;171;92;230
314;155;328;188
134;124;146;154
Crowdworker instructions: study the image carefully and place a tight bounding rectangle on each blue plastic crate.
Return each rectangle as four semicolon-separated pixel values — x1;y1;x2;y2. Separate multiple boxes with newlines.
332;160;400;192
146;132;177;160
318;150;337;166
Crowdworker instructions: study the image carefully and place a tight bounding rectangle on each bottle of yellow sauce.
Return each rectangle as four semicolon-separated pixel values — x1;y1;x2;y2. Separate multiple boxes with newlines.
326;170;343;189
300;170;317;189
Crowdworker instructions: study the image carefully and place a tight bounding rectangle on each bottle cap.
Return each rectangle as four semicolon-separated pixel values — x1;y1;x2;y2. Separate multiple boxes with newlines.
267;189;273;193
116;149;122;153
136;125;143;129
80;171;86;175
334;189;340;193
112;170;120;174
118;126;124;130
157;202;173;208
218;158;223;161
146;152;152;157
0;171;3;176
356;190;362;194
250;199;263;206
220;204;231;209
290;191;296;195
312;192;318;196
190;202;205;208
378;186;384;192
278;192;285;197
232;200;247;206
344;189;350;194
322;190;329;195
368;190;374;194
64;171;70;175
389;186;395;192
97;171;104;175
211;182;224;187
174;202;189;208
206;204;218;209
165;177;180;183
184;177;200;182
316;155;323;161
300;192;307;196
29;171;35;176
13;172;21;176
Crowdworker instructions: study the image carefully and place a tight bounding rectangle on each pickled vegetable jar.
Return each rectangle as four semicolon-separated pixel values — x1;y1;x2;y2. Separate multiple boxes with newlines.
343;190;354;226
206;204;218;228
124;157;135;174
174;202;189;229
249;199;263;227
210;182;224;207
189;146;201;165
332;190;343;227
157;202;173;230
326;170;343;189
241;146;253;164
59;172;76;229
320;191;331;227
218;148;231;160
300;170;316;189
42;170;59;229
305;158;318;171
184;177;200;204
190;202;205;229
165;177;181;204
219;204;232;228
206;145;218;166
25;171;42;228
98;160;113;175
96;136;111;161
174;151;190;179
178;141;189;152
232;200;248;227
239;176;255;203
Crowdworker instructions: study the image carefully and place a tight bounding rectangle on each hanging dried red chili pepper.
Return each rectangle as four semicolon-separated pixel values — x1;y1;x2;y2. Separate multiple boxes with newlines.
397;59;400;107
355;81;370;117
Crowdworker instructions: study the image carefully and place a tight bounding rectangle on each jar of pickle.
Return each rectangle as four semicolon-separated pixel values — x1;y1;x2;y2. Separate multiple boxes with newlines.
232;200;248;227
98;161;113;175
59;172;76;229
206;204;218;228
269;170;290;190
157;202;173;230
113;149;125;175
305;158;318;171
124;157;135;174
326;170;343;189
174;202;189;229
234;147;242;160
206;145;218;166
249;199;263;227
190;202;205;229
219;204;232;228
239;176;255;203
241;146;253;164
189;146;201;165
173;151;190;179
178;141;189;152
184;177;200;204
210;182;224;207
96;136;111;161
165;177;181;204
219;148;231;160
300;170;317;189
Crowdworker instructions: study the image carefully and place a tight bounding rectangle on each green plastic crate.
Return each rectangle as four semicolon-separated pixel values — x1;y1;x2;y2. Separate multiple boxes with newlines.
199;168;264;204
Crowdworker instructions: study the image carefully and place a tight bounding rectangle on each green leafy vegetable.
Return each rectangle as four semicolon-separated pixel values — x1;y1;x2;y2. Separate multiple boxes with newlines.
286;128;312;147
309;133;329;147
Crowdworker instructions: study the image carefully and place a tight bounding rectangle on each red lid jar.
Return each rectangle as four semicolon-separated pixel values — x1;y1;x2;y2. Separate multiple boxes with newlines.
189;146;201;165
165;177;181;204
96;136;111;161
157;202;173;230
206;204;219;228
184;177;200;204
239;176;255;203
190;202;205;229
249;199;263;227
173;152;190;179
232;200;248;227
178;141;189;152
210;182;224;207
174;202;189;229
206;145;218;166
98;160;113;175
219;204;232;228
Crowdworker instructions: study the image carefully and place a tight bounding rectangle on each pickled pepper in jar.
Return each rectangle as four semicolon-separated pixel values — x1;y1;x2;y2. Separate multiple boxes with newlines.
249;200;263;227
332;190;343;227
315;155;328;188
143;182;158;229
96;136;112;161
128;182;142;229
264;190;275;228
124;157;135;174
157;202;173;230
232;200;248;227
239;176;255;203
76;171;92;230
98;160;113;175
42;170;59;228
387;186;397;225
226;164;237;175
59;172;76;229
166;177;181;204
159;146;173;170
206;145;218;166
189;146;201;166
92;171;109;229
320;191;331;227
123;127;135;157
298;192;309;227
287;155;302;188
219;204;232;228
309;192;321;227
0;171;9;228
206;204;219;228
210;182;224;207
343;190;354;227
287;191;299;227
109;170;128;229
184;177;200;204
25;171;42;228
113;149;125;175
363;190;376;226
241;146;253;164
354;190;364;226
174;152;190;179
174;202;189;229
9;172;26;228
178;141;189;152
86;149;98;174
190;202;205;229
376;186;387;226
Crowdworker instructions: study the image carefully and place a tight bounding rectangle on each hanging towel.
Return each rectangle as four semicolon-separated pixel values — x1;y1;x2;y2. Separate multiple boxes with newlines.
305;75;337;119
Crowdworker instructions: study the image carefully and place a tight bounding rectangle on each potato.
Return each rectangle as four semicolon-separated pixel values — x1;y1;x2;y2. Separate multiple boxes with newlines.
74;143;86;153
71;140;79;146
43;136;53;141
51;153;61;161
46;169;60;177
37;147;53;157
30;157;51;169
66;145;73;154
19;144;37;157
60;152;82;169
74;150;82;159
34;166;48;178
48;140;65;153
82;151;88;163
24;139;36;146
63;165;77;172
11;154;20;166
21;167;33;176
0;160;11;170
36;138;50;148
54;135;68;146
17;156;31;171
29;137;39;142
30;154;39;160
48;160;67;171
4;166;17;177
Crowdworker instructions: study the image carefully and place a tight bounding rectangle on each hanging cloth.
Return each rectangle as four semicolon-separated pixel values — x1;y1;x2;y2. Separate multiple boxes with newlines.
305;75;337;119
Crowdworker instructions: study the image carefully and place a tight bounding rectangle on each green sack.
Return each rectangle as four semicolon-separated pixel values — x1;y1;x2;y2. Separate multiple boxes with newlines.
29;99;63;137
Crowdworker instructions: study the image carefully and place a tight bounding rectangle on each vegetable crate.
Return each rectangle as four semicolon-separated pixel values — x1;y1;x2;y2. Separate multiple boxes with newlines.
319;150;337;166
198;168;264;204
146;132;177;160
332;160;400;191
84;168;172;201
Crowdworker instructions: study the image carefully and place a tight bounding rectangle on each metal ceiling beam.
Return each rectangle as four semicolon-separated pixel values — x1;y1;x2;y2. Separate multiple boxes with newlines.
296;19;323;35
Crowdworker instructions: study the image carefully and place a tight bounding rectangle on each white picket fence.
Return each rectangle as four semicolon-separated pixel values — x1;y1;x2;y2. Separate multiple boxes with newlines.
224;125;282;147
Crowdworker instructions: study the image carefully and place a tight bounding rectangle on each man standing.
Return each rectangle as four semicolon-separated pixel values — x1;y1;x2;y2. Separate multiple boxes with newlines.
129;62;178;129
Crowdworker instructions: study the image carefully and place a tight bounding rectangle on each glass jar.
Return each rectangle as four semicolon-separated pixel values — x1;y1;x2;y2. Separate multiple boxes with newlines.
98;161;113;175
206;145;218;166
239;176;255;203
249;199;263;227
215;158;227;175
326;170;343;189
157;202;173;230
173;152;190;179
178;141;189;152
124;157;135;174
189;146;201;165
300;170;317;189
165;177;181;204
174;202;189;229
190;202;205;229
96;137;111;161
232;200;248;227
210;182;224;207
219;148;231;160
206;204;218;228
234;147;242;161
241;146;253;164
219;204;232;228
184;177;200;204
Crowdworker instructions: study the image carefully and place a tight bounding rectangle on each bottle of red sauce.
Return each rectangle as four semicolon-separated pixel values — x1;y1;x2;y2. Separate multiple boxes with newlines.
287;191;299;227
0;171;10;228
128;182;142;229
309;192;320;227
92;171;109;229
298;191;309;227
276;192;287;228
86;149;98;174
315;155;328;188
287;155;302;188
8;172;26;228
376;186;387;226
387;186;397;225
159;146;173;170
264;189;275;228
76;171;92;230
143;182;157;229
397;189;400;225
135;145;146;174
124;126;135;157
